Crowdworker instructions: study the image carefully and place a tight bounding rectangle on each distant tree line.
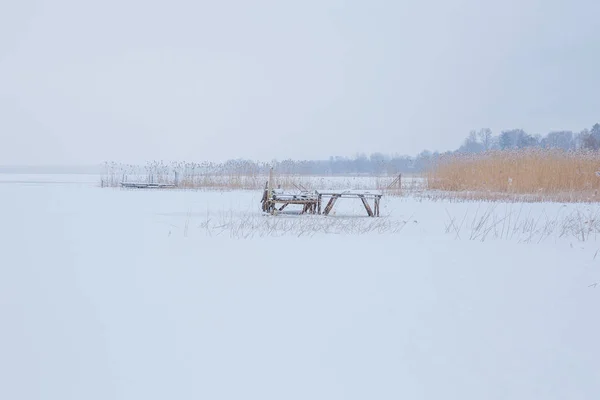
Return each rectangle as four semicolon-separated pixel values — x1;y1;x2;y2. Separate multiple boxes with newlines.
456;123;600;154
253;122;600;175
129;122;599;177
18;123;600;176
268;153;422;176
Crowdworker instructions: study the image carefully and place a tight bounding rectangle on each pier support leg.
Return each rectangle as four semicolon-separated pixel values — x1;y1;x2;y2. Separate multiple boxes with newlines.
359;195;374;217
323;195;339;216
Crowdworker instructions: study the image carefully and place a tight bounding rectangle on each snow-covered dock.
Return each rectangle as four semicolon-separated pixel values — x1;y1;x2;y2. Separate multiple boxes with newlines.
262;188;382;216
120;182;176;189
261;169;382;217
316;189;382;217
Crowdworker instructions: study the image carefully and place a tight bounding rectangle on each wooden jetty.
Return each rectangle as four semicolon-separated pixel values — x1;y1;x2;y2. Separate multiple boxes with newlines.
261;187;319;214
261;169;382;217
120;182;176;189
317;189;382;217
262;187;382;217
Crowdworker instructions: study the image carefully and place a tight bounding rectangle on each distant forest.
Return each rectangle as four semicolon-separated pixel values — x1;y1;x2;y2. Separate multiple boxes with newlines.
262;122;600;175
3;123;599;176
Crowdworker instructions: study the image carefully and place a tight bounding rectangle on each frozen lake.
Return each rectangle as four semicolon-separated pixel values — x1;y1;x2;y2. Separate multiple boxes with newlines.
1;173;599;399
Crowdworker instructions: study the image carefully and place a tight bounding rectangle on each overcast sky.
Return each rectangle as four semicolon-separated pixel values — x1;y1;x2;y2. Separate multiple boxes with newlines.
1;0;599;165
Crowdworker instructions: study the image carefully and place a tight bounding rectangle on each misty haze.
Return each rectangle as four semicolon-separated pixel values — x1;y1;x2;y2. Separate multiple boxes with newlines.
2;1;600;400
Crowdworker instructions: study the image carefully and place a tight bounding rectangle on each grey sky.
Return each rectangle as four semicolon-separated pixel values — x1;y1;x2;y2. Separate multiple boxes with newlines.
1;0;599;165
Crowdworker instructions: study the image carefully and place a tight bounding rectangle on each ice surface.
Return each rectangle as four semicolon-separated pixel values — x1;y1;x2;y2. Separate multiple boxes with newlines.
1;174;599;400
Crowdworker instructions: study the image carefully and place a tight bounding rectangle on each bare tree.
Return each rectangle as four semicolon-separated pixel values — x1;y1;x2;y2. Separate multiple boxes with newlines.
477;128;493;151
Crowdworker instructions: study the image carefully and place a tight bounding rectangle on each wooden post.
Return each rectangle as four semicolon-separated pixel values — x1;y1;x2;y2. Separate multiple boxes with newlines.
317;194;322;215
373;197;377;216
267;167;274;213
261;181;268;212
267;168;273;199
359;195;374;217
398;174;402;190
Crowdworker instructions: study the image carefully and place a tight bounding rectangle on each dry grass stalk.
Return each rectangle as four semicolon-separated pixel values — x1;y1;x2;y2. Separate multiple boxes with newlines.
444;204;600;243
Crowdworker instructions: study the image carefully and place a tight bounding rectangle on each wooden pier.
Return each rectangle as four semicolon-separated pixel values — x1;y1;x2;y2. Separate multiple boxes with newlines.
261;188;319;214
316;189;382;217
262;188;382;217
120;182;176;189
261;170;382;217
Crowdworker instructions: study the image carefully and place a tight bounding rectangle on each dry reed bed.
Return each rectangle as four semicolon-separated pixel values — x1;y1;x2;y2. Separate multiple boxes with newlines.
100;161;421;193
427;149;600;201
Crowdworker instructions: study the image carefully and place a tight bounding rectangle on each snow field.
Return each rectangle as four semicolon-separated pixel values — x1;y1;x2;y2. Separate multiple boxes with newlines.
1;175;599;399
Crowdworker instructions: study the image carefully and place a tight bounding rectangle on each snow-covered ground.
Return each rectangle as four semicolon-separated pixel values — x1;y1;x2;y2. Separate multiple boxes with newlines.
1;174;599;400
